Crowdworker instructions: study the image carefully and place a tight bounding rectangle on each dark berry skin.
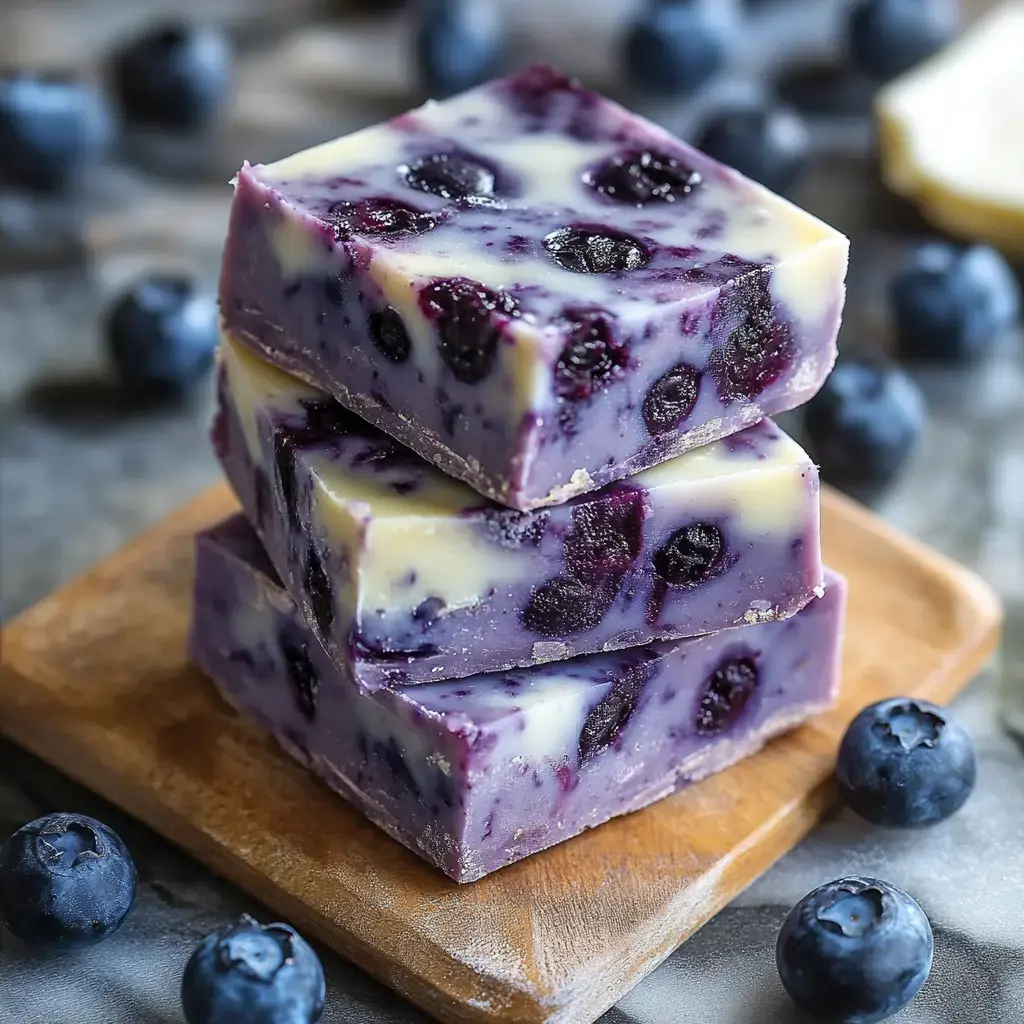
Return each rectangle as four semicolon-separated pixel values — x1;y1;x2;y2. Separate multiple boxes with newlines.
414;0;504;99
181;914;326;1024
777;876;933;1023
653;522;724;587
642;363;701;435
695;656;757;735
399;152;495;201
803;360;925;504
584;149;702;206
578;662;653;765
694;104;809;195
107;275;217;396
0;813;136;948
0;73;111;190
836;697;976;828
281;631;319;721
327;197;438;240
847;0;956;81
554;310;628;402
112;22;231;130
622;1;727;97
368;306;412;363
420;277;518;384
890;242;1022;364
543;226;650;275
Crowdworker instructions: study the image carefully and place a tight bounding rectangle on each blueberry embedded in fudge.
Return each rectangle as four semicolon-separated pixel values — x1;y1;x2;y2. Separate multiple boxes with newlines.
217;331;826;689
219;63;849;511
189;515;846;883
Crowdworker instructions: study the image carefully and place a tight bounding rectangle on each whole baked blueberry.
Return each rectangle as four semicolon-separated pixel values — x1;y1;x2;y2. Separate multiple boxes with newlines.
803;359;925;503
107;275;218;396
890;242;1021;363
112;21;231;129
695;104;809;195
0;812;136;947
836;697;976;828
622;0;727;97
181;914;326;1024
0;73;111;190
777;876;933;1023
846;0;956;81
414;0;504;98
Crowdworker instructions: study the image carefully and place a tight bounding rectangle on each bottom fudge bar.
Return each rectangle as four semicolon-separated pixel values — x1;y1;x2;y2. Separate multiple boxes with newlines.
189;516;846;883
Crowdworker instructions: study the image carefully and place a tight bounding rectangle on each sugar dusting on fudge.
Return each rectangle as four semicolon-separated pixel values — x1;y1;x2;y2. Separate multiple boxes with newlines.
219;62;848;510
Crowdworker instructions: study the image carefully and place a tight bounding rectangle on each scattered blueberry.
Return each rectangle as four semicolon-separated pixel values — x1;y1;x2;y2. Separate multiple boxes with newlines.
181;913;326;1024
326;197;438;239
0;73;111;190
695;656;757;735
846;0;956;81
554;310;628;403
803;359;925;503
584;149;701;206
106;275;218;396
543;226;650;275
890;242;1022;363
368;306;412;363
642;362;701;436
420;277;518;384
836;697;976;828
653;522;724;587
399;151;495;201
777;876;933;1023
694;104;809;195
0;812;136;948
622;0;727;97
112;21;231;130
578;662;652;765
414;0;504;98
522;575;606;637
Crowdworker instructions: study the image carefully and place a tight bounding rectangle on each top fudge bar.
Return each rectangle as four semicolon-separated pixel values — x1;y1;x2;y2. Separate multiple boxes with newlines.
220;64;849;511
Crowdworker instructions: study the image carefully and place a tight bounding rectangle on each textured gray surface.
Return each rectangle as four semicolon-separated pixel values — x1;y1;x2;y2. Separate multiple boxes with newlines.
1;0;1023;1021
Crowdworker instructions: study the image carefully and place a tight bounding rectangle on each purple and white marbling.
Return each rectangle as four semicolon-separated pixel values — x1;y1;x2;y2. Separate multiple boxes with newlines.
188;514;845;883
219;64;849;510
215;332;824;690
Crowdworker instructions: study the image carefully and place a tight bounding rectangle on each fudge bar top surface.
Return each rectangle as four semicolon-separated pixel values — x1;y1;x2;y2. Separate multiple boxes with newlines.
204;513;845;738
240;64;847;333
221;331;816;526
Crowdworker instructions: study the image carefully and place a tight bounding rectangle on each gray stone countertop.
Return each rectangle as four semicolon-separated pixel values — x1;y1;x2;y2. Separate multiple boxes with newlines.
2;0;1023;1021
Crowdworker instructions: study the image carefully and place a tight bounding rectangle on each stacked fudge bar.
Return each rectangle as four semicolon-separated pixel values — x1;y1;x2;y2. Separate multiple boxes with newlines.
190;65;850;884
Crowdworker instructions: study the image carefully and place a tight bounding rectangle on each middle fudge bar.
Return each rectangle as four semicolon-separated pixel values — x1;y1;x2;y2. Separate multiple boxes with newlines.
190;515;846;883
216;332;824;690
219;63;849;511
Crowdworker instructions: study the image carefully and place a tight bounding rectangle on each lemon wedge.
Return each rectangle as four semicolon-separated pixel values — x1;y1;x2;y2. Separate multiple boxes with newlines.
876;1;1024;256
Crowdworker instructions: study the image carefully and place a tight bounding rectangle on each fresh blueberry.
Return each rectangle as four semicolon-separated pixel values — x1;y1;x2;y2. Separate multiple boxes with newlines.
694;104;809;195
107;275;218;396
777;876;933;1023
420;277;519;384
846;0;956;81
836;697;976;828
414;0;504;99
642;362;701;435
584;149;702;206
0;812;136;948
803;359;925;503
890;242;1021;363
368;306;412;363
622;1;727;97
181;914;326;1024
0;73;111;190
695;656;757;735
543;226;650;275
653;522;724;587
112;21;231;130
399;151;495;201
326;196;438;240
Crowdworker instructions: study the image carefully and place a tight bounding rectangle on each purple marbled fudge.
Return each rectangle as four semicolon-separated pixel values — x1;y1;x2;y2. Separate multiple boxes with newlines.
216;331;824;690
189;514;845;883
219;64;849;511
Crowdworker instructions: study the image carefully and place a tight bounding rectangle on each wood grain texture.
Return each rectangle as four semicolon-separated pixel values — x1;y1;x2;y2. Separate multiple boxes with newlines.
0;483;1002;1024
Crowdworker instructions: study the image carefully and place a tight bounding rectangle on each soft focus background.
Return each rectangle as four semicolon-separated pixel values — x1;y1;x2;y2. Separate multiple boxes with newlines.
1;0;1023;1021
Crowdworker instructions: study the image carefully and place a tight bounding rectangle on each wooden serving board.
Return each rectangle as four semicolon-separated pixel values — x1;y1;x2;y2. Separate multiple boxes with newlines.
0;484;1001;1024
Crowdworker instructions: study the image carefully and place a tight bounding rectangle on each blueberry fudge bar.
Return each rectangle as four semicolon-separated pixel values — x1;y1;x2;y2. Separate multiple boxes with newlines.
189;515;845;883
219;63;849;510
215;332;824;690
